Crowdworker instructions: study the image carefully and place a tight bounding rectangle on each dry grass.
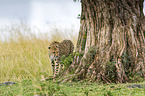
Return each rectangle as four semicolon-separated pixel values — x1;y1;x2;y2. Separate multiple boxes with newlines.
0;23;78;82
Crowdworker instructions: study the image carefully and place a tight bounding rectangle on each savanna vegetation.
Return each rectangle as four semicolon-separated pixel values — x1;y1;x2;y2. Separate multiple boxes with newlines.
0;23;145;96
1;0;145;95
0;23;77;82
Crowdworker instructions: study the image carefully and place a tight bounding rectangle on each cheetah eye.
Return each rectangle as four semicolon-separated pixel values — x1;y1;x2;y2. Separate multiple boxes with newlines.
48;47;51;49
55;45;58;48
53;52;55;54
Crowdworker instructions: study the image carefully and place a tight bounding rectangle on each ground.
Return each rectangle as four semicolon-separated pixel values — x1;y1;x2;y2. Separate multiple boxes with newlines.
0;79;145;96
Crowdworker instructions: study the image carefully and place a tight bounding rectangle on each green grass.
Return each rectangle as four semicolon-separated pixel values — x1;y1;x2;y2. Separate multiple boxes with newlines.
0;24;145;95
0;80;145;96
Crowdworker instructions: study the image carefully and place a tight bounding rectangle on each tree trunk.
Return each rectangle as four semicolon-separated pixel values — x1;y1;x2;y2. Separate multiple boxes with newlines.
59;0;145;83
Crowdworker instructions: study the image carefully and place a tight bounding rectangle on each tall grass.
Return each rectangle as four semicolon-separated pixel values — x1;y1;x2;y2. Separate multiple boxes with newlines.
0;23;78;82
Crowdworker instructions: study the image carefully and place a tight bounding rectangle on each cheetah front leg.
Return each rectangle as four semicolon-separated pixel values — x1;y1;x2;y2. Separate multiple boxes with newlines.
51;60;55;75
53;60;60;78
58;63;64;75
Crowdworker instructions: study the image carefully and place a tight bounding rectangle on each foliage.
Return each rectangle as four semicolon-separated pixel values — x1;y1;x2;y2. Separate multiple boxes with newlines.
105;60;117;82
73;51;84;57
73;0;81;2
60;54;74;70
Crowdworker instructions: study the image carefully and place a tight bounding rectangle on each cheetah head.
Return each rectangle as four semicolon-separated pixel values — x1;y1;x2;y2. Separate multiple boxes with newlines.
48;42;59;60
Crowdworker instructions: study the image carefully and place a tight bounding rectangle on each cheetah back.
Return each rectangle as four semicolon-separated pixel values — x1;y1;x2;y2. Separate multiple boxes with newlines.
58;40;74;58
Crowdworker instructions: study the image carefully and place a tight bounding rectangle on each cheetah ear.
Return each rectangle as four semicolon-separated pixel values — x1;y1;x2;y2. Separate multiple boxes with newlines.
48;47;51;49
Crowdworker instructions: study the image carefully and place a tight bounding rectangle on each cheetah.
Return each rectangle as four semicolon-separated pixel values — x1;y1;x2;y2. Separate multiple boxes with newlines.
48;40;74;78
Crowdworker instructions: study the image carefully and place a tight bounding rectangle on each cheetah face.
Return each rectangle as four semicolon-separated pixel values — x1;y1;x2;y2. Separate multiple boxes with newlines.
48;45;59;60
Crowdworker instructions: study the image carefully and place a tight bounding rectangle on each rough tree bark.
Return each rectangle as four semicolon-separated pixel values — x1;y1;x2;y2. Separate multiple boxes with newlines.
59;0;145;83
